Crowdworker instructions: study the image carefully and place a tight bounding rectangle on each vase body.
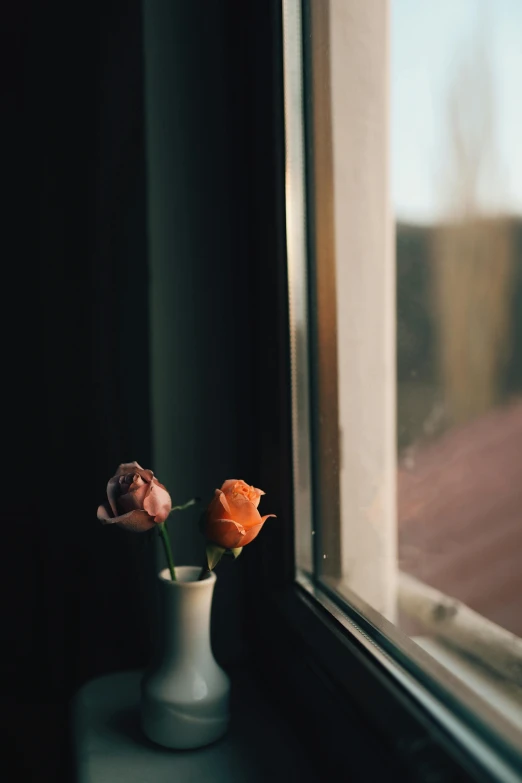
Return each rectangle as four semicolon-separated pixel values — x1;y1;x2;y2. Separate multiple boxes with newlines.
140;566;230;749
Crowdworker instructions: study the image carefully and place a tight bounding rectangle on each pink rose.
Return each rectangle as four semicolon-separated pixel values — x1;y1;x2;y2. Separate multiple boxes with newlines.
97;461;172;532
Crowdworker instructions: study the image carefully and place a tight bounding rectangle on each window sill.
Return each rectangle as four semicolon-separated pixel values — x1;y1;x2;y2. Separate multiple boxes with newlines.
399;572;522;684
72;669;320;783
413;636;522;735
279;576;522;781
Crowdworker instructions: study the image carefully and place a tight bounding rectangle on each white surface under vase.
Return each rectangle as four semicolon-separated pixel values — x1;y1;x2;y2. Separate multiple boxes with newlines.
140;566;231;750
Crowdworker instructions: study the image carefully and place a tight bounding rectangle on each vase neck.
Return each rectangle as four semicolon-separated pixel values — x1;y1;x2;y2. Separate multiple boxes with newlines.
159;574;215;662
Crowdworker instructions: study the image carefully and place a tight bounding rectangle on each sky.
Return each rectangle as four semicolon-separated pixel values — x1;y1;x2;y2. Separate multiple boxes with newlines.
391;0;522;223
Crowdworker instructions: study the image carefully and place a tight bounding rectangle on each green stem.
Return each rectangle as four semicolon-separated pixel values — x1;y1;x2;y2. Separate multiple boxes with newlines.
197;560;211;581
158;522;176;581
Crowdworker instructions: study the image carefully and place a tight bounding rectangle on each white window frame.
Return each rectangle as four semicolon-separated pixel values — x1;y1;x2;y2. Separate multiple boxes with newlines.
284;0;396;618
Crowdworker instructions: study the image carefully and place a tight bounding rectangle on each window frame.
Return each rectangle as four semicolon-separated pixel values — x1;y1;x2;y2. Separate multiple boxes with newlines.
248;1;522;781
257;580;522;782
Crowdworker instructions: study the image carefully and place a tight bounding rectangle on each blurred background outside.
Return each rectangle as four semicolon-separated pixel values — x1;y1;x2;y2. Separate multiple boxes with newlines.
393;0;522;638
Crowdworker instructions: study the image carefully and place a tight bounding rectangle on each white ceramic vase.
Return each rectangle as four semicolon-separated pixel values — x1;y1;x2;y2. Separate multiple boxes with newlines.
140;566;231;749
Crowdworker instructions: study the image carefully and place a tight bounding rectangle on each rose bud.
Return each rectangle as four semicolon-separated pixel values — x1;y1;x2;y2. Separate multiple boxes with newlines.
97;461;172;532
203;479;276;549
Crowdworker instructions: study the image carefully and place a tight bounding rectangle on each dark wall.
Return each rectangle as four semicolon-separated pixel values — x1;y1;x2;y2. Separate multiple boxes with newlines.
142;0;254;669
4;1;279;780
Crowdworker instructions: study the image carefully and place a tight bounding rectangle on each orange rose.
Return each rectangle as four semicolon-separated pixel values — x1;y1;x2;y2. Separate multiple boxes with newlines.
97;461;172;532
203;479;276;549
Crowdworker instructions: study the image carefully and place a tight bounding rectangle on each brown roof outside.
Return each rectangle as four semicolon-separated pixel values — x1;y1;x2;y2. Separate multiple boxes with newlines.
398;399;522;638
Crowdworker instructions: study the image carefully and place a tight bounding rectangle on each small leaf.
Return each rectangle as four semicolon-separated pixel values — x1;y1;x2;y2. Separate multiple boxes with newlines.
170;497;199;513
206;543;226;571
230;547;243;559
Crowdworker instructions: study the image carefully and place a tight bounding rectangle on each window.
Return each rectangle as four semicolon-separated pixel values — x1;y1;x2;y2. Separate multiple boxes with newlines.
280;0;522;779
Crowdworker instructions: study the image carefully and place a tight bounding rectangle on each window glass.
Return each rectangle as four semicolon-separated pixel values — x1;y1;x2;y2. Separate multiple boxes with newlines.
394;0;522;644
286;0;522;743
393;0;522;659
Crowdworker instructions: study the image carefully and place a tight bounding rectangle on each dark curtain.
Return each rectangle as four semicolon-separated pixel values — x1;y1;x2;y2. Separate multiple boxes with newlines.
4;2;152;779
